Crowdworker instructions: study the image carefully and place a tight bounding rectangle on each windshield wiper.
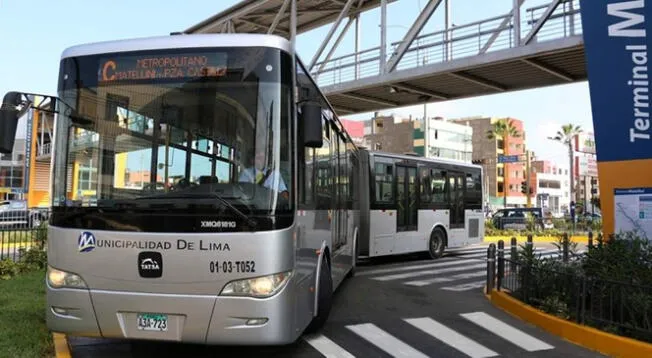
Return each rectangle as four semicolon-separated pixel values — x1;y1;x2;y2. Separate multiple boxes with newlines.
136;192;257;228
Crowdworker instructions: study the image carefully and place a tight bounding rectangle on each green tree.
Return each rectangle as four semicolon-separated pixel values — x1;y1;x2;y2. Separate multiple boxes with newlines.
551;124;582;203
486;118;521;208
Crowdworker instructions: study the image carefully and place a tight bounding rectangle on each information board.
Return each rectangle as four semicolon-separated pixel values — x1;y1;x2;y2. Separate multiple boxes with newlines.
614;188;652;239
98;53;228;84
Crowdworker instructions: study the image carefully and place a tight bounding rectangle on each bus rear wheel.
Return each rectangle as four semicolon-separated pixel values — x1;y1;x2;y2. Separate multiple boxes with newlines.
305;256;332;333
428;227;446;259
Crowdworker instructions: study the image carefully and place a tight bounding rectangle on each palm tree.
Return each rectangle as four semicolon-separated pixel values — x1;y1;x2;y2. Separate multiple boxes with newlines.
551;124;583;203
486;118;521;208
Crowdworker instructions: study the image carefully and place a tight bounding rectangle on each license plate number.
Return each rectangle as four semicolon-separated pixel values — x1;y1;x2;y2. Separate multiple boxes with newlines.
137;313;168;332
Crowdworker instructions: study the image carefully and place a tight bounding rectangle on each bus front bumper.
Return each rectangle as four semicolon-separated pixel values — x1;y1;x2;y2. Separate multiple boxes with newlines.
46;281;300;345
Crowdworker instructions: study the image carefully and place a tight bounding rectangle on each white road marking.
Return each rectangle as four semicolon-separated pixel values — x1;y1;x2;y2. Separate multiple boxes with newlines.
460;312;555;351
404;317;499;358
303;334;356;358
358;257;468;276
405;271;487;287
371;263;486;281
346;323;429;358
441;280;487;292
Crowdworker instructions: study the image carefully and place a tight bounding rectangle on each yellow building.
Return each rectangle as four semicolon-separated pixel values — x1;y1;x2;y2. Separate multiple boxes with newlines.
0;96;60;207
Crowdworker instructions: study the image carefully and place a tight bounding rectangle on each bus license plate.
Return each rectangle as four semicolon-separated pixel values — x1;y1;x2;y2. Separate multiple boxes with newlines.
137;313;168;332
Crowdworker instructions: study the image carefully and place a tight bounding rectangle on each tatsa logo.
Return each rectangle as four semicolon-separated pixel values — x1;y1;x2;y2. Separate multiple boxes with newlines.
78;231;96;253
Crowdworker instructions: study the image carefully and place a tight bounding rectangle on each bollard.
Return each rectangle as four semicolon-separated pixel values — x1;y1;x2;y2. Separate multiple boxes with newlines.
497;240;504;291
486;243;496;295
563;232;569;262
597;232;603;249
526;234;533;256
510;236;517;271
588;231;593;250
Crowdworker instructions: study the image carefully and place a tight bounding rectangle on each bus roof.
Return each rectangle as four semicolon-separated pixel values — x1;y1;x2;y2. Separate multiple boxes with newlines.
61;33;292;60
368;150;482;169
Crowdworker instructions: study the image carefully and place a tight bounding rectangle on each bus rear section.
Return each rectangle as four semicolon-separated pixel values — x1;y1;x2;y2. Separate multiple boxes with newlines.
358;150;484;259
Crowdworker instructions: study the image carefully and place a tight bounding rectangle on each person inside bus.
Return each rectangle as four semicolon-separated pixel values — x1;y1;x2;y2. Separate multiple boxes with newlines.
238;149;288;198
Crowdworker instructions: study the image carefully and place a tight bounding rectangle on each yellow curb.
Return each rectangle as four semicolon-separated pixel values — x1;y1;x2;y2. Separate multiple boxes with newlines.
1;242;34;250
488;289;652;358
53;333;71;358
483;235;590;244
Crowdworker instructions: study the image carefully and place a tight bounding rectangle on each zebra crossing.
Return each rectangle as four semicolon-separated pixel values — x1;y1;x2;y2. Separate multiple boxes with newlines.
358;242;584;291
303;310;556;357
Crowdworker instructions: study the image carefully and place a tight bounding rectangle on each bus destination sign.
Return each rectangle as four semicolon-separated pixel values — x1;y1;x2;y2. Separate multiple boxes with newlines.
98;53;228;83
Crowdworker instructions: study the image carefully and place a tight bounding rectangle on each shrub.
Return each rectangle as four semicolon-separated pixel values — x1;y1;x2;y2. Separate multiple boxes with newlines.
0;259;19;280
509;231;652;343
0;225;48;280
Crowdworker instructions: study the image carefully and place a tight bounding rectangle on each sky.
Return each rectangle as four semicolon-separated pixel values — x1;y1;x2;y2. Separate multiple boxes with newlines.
0;0;592;167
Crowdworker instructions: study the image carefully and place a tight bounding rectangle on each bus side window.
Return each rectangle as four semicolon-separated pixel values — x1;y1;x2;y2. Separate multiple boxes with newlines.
419;167;431;203
430;170;446;204
374;162;393;204
303;147;315;205
315;115;331;210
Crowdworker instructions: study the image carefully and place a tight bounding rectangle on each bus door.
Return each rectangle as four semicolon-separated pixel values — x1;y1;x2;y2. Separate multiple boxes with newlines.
396;164;418;232
448;171;465;229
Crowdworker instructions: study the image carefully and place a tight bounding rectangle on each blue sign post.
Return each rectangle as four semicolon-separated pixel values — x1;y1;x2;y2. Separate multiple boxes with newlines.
497;154;520;163
579;0;652;237
23;108;32;194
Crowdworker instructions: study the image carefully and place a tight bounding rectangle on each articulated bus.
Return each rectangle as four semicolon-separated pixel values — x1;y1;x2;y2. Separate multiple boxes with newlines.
0;34;360;345
357;149;484;259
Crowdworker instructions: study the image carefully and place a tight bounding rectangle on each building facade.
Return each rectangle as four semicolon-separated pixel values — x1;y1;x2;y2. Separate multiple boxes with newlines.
573;132;599;214
450;116;530;208
413;117;473;162
0;138;26;200
360;114;416;153
0;100;54;207
531;160;571;216
339;118;365;146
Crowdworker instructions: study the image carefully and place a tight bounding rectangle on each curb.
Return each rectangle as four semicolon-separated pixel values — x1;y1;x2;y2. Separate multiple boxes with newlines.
487;289;652;358
483;235;589;244
1;242;34;250
53;333;71;358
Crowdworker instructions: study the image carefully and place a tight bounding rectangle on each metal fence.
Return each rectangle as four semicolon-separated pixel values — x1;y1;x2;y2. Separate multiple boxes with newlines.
0;226;47;261
0;207;50;261
486;238;652;344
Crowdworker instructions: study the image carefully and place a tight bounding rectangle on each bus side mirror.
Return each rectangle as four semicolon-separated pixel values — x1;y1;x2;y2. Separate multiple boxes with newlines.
0;92;22;154
301;102;323;148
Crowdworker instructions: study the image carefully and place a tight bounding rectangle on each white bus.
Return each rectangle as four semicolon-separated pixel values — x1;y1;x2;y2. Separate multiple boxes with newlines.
357;149;484;259
0;33;360;345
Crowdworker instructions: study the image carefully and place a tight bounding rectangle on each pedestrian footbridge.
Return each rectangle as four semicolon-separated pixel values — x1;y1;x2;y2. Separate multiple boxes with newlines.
183;0;586;115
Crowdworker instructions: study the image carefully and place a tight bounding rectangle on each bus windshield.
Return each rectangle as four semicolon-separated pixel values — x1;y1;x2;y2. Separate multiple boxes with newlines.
50;46;293;232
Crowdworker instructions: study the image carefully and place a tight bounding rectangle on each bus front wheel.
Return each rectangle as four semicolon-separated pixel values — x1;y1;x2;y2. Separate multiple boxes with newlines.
428;227;446;259
305;256;332;333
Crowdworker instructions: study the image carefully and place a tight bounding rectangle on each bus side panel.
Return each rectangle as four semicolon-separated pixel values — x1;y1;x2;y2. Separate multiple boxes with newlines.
446;210;484;248
357;150;371;257
368;209;396;256
294;209;322;331
465;209;485;245
330;206;357;289
295;208;335;322
417;209;450;247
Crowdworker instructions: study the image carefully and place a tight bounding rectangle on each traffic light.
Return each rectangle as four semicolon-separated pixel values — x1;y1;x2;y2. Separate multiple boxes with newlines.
520;181;527;194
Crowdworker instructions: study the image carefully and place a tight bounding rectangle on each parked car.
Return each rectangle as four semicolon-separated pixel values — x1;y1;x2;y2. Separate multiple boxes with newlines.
491;207;550;231
0;200;48;229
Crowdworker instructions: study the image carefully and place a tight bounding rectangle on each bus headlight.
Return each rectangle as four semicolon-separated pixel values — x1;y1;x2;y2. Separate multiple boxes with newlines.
220;271;292;298
47;266;88;289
